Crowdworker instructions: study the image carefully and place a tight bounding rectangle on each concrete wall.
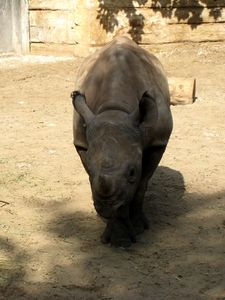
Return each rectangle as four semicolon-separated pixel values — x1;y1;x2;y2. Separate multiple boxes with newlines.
0;0;29;54
28;0;225;56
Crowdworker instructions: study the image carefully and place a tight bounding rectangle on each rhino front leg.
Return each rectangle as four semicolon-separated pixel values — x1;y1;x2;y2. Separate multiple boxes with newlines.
130;146;166;235
101;205;136;247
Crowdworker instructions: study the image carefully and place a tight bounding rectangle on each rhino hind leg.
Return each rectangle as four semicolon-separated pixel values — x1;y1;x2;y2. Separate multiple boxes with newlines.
130;146;166;234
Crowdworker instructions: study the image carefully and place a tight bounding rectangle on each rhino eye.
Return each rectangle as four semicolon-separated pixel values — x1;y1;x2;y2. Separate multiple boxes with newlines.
128;167;136;183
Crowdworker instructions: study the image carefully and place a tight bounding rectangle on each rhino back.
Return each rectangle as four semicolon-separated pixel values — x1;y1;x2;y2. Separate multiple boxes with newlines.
74;37;171;149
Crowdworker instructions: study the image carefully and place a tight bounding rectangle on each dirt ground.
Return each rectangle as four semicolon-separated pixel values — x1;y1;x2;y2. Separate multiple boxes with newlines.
0;42;225;300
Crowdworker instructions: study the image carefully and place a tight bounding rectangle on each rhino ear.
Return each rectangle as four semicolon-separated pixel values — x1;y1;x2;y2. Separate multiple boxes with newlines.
138;91;158;147
139;91;158;125
129;105;140;126
130;91;158;126
71;90;94;125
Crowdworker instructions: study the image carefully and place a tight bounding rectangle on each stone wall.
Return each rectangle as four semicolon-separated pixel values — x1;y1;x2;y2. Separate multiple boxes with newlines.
29;0;225;56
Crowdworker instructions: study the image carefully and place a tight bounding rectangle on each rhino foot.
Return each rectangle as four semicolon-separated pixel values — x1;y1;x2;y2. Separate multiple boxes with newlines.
101;218;136;248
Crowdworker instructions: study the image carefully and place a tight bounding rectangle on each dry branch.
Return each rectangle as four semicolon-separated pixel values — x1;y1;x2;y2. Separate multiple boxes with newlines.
0;200;10;207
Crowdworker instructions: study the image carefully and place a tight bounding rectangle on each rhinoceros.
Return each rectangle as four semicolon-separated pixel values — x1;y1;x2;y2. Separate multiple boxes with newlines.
71;36;173;247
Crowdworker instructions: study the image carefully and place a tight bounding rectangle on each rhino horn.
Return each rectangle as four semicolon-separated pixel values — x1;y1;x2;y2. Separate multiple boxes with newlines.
71;90;94;125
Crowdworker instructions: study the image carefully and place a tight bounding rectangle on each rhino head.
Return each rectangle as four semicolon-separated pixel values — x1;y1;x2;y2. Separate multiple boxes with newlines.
72;91;158;219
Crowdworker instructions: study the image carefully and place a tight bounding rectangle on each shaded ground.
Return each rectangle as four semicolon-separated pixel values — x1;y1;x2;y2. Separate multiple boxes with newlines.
0;42;225;300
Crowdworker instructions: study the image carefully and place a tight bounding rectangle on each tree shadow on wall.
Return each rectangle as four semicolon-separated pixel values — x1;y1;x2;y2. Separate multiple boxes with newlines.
152;0;223;29
97;0;148;43
96;0;223;42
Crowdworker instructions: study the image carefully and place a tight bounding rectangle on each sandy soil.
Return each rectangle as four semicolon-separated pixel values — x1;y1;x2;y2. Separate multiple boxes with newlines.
0;42;225;300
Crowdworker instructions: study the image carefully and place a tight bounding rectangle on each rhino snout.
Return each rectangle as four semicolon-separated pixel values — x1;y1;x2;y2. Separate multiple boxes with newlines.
94;174;116;198
94;200;125;219
94;202;112;219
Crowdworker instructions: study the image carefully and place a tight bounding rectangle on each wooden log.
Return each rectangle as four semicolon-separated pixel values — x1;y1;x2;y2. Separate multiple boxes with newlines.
108;7;225;25
76;0;225;9
168;77;197;105
30;26;77;44
29;0;76;10
139;23;225;44
29;10;75;27
29;0;225;10
30;42;76;56
29;4;225;23
72;6;225;46
29;5;225;45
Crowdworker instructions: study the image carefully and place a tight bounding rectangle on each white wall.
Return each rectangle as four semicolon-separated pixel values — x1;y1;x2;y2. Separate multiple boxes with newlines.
0;0;29;54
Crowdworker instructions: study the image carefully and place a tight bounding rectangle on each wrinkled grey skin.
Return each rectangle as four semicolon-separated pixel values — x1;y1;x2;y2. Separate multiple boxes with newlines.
72;37;173;247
